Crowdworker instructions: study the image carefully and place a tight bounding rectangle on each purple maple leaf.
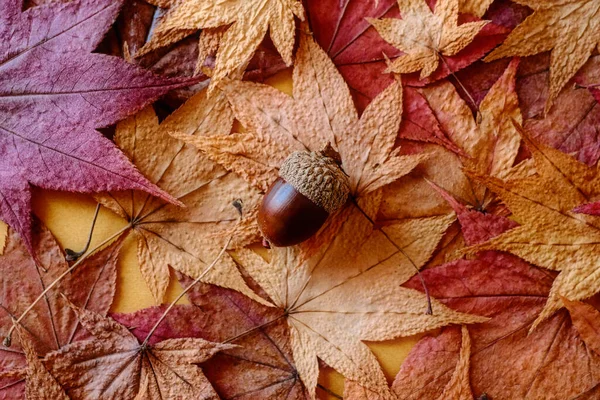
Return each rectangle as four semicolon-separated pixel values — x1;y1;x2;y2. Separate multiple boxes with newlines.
0;0;194;255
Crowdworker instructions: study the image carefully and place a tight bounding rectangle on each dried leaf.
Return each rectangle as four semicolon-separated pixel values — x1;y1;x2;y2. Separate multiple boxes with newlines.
449;53;600;166
381;59;522;220
231;211;485;398
369;0;488;79
485;0;600;111
138;0;305;88
0;0;196;256
96;105;264;304
465;125;600;329
15;325;68;400
519;55;600;167
114;282;310;399
175;33;425;258
0;223;123;397
344;326;473;400
397;200;600;400
304;0;508;112
44;305;229;399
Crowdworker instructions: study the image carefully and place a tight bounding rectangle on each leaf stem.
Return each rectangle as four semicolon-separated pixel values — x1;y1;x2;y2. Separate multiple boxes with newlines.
4;223;131;347
65;203;101;261
349;196;433;315
141;235;233;347
140;199;245;347
575;82;600;89
437;51;482;124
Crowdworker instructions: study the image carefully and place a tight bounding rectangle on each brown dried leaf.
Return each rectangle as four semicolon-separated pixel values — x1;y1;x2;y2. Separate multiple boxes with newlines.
236;213;485;398
97;104;264;304
0;223;123;398
369;0;488;79
174;33;425;257
138;0;305;88
113;283;309;399
485;0;600;111
465;125;600;329
44;305;230;400
15;325;68;400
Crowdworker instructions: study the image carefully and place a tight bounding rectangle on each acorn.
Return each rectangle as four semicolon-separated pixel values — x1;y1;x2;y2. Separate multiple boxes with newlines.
258;146;350;247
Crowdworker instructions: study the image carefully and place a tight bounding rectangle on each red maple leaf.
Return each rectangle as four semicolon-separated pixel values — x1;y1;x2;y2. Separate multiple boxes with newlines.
0;0;194;255
0;223;123;398
304;0;509;112
396;195;600;399
113;279;309;399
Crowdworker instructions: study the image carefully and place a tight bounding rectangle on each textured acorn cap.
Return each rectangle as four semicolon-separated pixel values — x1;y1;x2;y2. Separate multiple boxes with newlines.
279;150;350;214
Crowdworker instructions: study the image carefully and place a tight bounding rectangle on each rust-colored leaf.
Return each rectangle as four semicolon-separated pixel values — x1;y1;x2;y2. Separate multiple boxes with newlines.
44;305;230;399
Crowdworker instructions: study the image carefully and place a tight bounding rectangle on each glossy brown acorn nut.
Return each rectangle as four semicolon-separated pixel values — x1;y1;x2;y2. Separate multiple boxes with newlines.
258;177;329;247
257;148;350;247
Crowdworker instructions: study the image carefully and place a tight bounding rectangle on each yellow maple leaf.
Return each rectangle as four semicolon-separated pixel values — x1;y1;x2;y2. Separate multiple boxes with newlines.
485;0;600;112
172;33;427;258
235;216;485;398
138;0;305;88
96;93;266;305
368;0;488;79
465;123;600;330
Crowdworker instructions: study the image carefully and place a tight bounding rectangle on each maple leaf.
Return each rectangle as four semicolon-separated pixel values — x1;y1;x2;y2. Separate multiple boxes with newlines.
303;0;508;112
114;282;310;399
381;58;522;222
0;0;196;256
395;198;600;400
368;0;488;79
225;211;485;398
44;305;230;400
518;54;600;167
107;0;291;106
96;104;265;304
344;325;474;400
137;0;305;88
0;223;123;397
448;53;600;166
173;32;427;257
465;125;600;329
14;325;68;400
485;0;600;111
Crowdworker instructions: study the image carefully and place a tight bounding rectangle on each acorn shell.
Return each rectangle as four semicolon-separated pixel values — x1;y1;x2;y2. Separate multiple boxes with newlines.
258;150;350;247
258;177;329;247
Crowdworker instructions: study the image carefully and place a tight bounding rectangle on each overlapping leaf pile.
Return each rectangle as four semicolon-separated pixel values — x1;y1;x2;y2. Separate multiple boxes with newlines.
2;0;600;399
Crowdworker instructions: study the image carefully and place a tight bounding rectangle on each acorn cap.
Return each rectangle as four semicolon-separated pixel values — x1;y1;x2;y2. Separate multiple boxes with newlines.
278;150;350;214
